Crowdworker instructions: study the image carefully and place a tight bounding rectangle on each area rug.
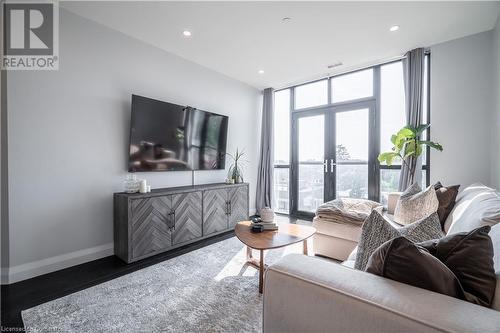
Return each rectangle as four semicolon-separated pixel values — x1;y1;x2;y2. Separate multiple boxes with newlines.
22;236;309;332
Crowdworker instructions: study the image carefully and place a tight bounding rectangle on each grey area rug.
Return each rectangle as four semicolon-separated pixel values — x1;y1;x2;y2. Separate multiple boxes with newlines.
22;236;309;333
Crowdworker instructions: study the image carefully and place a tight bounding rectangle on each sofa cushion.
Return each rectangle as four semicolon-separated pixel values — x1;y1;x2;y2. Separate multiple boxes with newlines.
488;223;500;310
366;236;465;301
312;216;362;242
354;211;444;270
394;183;439;225
434;182;460;228
444;183;500;234
419;226;496;307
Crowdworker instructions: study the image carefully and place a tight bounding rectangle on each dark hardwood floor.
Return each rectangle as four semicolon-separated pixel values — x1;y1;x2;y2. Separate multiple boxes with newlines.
1;230;235;330
1;215;304;330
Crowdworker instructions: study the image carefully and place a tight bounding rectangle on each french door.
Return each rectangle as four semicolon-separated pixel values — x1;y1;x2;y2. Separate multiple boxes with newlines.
291;101;377;217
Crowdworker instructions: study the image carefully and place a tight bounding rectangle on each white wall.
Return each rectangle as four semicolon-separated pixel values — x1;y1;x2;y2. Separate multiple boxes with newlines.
430;31;494;188
492;17;500;190
4;9;261;283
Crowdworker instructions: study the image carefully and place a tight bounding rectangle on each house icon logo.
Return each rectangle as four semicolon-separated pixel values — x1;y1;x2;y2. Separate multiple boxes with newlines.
2;1;59;70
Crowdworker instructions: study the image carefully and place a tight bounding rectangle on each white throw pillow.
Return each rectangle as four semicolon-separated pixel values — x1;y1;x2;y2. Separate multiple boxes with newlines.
393;183;439;225
444;183;500;234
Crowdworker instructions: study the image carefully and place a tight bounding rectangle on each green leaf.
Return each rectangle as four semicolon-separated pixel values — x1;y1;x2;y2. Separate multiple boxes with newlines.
378;152;400;166
393;133;408;150
420;140;443;151
403;150;414;159
390;134;398;145
397;127;415;138
378;152;390;162
404;124;416;132
404;140;416;158
415;124;430;137
415;144;423;157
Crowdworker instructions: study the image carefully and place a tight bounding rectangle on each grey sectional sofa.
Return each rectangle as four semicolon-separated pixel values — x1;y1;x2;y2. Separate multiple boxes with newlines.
263;184;500;332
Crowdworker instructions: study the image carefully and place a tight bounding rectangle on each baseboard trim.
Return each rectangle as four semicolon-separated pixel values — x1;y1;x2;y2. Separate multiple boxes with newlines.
2;243;114;284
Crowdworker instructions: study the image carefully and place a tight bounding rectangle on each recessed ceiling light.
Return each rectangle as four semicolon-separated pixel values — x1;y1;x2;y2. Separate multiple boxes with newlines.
389;25;400;32
282;17;292;23
258;70;265;74
183;30;192;37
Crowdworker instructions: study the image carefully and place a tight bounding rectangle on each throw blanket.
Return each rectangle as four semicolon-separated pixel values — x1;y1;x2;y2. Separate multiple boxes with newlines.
316;198;383;226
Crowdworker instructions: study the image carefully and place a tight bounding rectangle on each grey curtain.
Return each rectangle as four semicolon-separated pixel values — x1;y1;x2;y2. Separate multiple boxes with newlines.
256;88;274;213
399;48;425;191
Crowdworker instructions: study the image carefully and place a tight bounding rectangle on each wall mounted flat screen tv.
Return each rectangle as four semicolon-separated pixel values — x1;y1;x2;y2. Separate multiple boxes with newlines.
128;95;228;172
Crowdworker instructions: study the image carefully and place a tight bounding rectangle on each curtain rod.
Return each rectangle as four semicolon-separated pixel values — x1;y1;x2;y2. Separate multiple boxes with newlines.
273;48;430;91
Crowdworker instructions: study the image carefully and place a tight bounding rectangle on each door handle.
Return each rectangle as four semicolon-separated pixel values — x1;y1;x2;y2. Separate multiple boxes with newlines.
330;159;336;173
324;159;328;173
228;201;232;215
168;210;175;231
167;211;172;231
172;210;176;231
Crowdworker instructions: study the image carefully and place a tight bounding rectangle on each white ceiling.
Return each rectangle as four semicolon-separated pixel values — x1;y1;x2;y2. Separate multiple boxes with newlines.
62;1;500;89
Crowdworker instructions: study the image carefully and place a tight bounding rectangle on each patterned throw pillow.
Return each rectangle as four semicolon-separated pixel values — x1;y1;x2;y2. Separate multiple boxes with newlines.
394;183;439;225
354;210;444;270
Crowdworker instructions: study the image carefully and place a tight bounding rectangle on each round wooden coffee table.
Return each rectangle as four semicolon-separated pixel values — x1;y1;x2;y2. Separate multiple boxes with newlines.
234;221;316;293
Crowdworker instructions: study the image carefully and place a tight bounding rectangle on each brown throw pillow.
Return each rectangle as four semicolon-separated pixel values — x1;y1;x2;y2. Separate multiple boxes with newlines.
365;237;466;300
433;182;460;227
419;226;496;307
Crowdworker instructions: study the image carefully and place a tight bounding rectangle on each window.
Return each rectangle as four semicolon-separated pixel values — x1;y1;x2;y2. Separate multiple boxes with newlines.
331;69;373;103
379;56;430;204
274;168;290;213
335;109;369;199
273;89;291;213
273;54;431;214
379;61;405;204
274;89;290;165
297;115;325;212
380;62;405;162
294;80;328;109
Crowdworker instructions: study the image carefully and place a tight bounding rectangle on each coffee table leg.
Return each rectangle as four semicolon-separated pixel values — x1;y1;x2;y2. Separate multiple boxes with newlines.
303;239;308;255
246;246;253;260
259;249;264;294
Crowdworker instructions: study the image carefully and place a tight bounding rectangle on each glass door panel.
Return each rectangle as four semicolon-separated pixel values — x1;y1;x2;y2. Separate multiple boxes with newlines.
273;168;290;213
335;109;369;199
297;115;325;212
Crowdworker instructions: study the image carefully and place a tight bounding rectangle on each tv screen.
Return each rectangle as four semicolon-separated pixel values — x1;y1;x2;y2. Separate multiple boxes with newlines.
128;95;228;172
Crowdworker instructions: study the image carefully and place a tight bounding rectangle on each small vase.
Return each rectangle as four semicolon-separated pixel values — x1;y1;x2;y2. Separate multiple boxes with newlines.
124;174;139;193
232;165;242;183
260;207;275;222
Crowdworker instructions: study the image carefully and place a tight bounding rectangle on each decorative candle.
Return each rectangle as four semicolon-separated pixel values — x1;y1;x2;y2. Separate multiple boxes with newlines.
139;179;147;193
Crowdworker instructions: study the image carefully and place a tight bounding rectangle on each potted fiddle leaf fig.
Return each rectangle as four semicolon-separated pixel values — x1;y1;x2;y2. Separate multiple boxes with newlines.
227;148;246;183
378;124;443;185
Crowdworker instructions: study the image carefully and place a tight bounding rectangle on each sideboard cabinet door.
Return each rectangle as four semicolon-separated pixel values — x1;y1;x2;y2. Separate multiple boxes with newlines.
228;186;249;227
203;188;228;235
171;191;203;245
130;196;172;259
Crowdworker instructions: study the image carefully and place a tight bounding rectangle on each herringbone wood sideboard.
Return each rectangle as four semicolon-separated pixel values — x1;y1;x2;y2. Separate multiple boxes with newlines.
114;183;249;263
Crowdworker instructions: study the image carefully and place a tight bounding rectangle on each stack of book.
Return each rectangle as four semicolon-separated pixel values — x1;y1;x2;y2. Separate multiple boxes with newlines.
251;220;278;231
